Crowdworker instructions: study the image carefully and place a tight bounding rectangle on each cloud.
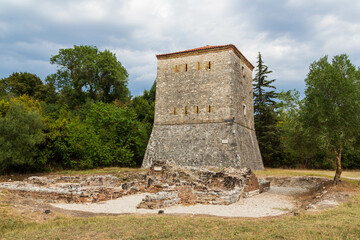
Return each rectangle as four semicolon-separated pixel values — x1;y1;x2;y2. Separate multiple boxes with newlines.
1;0;360;96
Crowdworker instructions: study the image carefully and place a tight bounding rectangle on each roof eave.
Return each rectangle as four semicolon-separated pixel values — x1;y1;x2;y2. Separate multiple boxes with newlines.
156;44;254;70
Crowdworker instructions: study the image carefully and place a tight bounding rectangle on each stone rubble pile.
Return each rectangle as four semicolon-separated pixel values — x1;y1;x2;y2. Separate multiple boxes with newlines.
0;161;270;208
0;175;146;203
137;160;270;209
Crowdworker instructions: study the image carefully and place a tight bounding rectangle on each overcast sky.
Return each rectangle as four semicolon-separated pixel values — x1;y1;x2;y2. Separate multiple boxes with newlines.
1;0;360;96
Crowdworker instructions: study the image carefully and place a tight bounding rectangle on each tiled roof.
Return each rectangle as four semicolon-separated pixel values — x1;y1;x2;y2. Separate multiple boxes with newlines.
156;44;254;70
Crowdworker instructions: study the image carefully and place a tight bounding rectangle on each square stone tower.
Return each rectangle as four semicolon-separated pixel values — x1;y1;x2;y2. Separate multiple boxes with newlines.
142;44;264;170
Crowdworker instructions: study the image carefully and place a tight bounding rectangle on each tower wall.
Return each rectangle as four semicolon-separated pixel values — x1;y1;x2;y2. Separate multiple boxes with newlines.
142;46;263;170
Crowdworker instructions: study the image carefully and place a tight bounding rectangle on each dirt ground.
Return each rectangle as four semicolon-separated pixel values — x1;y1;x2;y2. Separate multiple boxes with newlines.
0;172;359;221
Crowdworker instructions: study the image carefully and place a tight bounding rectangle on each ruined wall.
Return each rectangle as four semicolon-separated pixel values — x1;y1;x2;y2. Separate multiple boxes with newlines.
142;46;263;170
137;160;269;209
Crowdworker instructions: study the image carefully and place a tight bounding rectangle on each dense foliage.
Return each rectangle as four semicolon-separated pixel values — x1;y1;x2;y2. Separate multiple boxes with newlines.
302;54;360;182
0;96;44;173
48;45;130;108
0;46;155;174
277;55;360;177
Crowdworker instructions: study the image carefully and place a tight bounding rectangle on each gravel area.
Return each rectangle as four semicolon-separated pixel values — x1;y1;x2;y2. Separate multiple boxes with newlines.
52;191;295;218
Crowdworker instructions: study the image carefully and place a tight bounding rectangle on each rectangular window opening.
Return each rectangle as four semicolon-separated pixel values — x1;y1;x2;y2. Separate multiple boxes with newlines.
174;65;180;73
185;64;188;72
207;105;213;113
197;62;201;70
196;106;199;114
206;61;212;70
184;106;188;115
173;107;177;115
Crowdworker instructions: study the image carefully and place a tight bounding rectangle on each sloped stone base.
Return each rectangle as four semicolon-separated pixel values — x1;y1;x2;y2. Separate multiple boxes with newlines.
142;122;263;170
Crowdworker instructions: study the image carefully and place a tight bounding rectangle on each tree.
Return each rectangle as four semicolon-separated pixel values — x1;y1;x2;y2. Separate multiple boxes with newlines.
0;97;44;173
303;54;360;183
278;90;329;168
129;80;156;143
39;102;147;169
0;72;55;101
48;45;130;106
253;52;283;167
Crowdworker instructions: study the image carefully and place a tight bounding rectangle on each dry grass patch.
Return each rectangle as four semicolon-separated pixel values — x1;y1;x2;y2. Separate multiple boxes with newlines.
255;168;360;178
1;168;359;239
1;191;359;239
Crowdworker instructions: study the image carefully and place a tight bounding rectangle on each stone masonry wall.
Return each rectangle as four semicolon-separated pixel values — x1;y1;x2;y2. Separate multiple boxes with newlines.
144;122;261;168
142;46;263;170
155;50;233;125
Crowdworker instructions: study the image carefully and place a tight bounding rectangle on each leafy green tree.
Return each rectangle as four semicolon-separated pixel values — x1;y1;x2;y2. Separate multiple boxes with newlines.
303;54;360;183
0;72;56;102
39;102;146;169
83;102;146;166
278;90;331;168
129;80;156;145
48;45;130;107
253;52;283;167
142;80;156;104
0;98;44;173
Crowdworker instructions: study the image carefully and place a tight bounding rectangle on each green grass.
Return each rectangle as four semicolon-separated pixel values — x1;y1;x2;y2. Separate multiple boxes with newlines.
50;167;145;176
1;168;359;239
255;168;360;186
1;196;359;239
255;168;360;178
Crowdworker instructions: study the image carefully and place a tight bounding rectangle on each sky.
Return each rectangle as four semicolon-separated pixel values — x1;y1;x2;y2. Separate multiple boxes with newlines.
1;0;360;96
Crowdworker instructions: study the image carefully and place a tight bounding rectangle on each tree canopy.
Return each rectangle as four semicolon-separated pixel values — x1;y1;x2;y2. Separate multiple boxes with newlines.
0;96;44;173
48;45;130;106
303;54;360;183
0;72;53;101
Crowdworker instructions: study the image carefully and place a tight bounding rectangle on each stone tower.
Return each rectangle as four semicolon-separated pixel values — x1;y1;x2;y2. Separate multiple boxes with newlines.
142;44;264;170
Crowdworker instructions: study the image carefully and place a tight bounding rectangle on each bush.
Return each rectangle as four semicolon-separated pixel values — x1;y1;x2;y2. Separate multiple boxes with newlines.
0;100;44;173
39;102;146;170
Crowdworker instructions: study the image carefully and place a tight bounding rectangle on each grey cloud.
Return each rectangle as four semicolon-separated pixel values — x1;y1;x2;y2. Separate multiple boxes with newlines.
1;0;360;96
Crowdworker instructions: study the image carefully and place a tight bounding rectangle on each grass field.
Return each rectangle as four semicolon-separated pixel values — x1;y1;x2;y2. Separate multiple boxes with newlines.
255;168;360;179
1;168;359;240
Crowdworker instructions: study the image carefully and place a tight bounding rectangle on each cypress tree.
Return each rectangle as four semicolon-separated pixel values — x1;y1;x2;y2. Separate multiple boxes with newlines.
253;52;283;167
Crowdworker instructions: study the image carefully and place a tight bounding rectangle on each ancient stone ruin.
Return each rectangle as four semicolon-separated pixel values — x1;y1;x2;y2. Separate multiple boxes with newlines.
137;160;269;209
0;174;146;203
0;160;270;209
143;44;263;170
